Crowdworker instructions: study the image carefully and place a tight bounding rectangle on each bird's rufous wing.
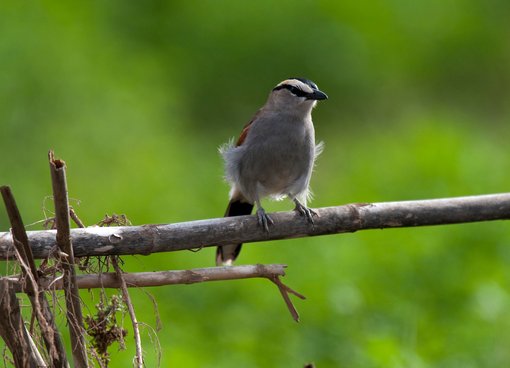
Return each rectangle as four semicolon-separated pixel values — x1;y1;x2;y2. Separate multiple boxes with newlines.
235;109;262;147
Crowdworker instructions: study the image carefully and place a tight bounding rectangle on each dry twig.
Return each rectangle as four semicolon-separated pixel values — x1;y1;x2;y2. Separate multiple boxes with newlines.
269;276;306;322
111;256;144;367
70;208;86;228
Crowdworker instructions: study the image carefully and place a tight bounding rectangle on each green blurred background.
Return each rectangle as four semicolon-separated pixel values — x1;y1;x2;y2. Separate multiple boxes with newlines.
1;1;510;367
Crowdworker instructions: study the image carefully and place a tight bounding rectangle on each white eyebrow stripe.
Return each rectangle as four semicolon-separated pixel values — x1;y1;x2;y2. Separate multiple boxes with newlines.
276;79;314;94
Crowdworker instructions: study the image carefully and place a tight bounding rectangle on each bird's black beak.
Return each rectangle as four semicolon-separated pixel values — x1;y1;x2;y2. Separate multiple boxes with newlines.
307;89;328;101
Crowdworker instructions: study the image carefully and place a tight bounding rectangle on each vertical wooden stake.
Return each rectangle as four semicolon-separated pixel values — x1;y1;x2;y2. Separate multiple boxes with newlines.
48;151;89;368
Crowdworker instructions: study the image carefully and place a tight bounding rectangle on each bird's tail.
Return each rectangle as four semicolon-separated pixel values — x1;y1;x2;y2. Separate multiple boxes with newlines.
216;198;254;266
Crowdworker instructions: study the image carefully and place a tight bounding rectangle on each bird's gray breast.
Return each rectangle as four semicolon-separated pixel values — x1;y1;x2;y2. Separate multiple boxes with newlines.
239;115;315;196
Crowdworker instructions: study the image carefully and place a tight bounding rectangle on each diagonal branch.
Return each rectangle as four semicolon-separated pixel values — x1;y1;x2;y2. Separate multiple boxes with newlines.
1;193;509;259
0;185;69;367
1;186;38;280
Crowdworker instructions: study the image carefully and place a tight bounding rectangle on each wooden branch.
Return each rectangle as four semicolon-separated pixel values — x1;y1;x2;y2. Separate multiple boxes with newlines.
8;264;299;321
0;278;46;368
10;264;287;291
1;185;69;367
49;151;88;368
1;186;38;282
111;257;143;367
1;193;509;259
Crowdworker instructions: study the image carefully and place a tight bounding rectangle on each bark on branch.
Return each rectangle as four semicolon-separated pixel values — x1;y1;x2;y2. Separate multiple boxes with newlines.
7;264;300;321
0;193;509;259
9;264;287;291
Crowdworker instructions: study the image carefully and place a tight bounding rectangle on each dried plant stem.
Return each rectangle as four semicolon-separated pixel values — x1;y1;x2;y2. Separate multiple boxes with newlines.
25;324;47;367
111;256;144;367
70;208;85;228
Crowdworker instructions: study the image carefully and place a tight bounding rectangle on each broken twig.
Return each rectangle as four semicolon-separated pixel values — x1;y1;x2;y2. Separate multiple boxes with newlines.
269;276;306;322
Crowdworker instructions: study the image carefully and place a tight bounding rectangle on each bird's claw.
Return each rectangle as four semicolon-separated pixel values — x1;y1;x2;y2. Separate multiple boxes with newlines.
256;208;274;232
294;202;318;224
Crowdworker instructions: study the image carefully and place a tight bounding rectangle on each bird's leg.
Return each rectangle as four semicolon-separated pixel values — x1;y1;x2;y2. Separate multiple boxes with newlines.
293;198;318;224
255;200;273;232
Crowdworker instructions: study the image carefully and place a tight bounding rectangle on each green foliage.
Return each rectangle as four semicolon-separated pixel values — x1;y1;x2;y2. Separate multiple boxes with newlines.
1;1;510;366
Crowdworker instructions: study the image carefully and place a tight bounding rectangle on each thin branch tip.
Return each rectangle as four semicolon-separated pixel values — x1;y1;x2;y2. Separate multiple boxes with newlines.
269;275;306;322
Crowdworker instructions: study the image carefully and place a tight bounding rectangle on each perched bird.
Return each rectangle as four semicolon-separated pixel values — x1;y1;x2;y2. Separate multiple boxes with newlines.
216;77;328;266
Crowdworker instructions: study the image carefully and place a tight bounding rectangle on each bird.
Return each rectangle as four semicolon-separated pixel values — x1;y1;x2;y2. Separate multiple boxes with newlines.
216;77;328;266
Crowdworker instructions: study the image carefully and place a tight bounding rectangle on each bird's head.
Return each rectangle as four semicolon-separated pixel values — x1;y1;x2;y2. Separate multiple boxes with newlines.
268;77;328;113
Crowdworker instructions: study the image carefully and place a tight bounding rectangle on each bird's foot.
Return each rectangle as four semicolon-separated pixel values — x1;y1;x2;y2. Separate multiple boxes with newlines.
256;207;274;232
294;201;318;224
